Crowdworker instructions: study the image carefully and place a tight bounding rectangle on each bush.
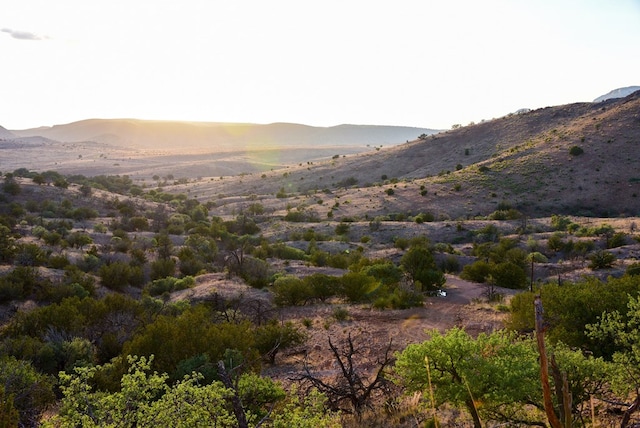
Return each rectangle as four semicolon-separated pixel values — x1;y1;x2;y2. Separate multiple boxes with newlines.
99;261;136;291
414;212;435;223
373;287;424;309
335;222;350;236
0;356;55;427
588;250;616;270
569;145;584;156
150;258;176;280
254;320;307;364
304;273;339;302
440;255;461;273
338;272;378;303
272;276;313;306
491;262;527;289
626;262;640;276
147;276;195;296
461;260;492;283
607;232;627;249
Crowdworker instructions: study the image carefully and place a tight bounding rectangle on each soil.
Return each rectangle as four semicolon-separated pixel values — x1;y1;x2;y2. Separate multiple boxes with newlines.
170;271;515;384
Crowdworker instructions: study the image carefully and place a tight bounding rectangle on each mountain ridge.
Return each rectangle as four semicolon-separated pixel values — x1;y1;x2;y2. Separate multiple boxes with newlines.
9;119;439;151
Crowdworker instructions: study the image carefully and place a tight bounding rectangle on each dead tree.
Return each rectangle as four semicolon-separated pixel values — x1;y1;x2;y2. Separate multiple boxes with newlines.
293;333;396;417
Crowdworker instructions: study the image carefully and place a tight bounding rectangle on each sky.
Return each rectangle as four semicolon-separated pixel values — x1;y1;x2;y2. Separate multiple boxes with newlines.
1;0;639;130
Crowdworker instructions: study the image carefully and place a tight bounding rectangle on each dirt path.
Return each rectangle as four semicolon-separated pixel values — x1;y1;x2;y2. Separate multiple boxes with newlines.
168;271;516;382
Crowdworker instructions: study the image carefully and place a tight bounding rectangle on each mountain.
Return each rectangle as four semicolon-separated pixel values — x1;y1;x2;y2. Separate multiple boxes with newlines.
0;125;15;139
177;89;640;218
593;86;640;102
11;119;439;151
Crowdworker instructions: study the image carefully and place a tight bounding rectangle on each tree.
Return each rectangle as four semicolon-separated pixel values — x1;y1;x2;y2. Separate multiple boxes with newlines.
587;295;640;426
395;328;544;427
295;334;395;417
2;176;21;195
51;356;237;427
400;245;445;293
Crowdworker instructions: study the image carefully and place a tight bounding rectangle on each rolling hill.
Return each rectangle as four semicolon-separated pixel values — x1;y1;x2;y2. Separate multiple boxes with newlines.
167;89;640;218
10;119;439;151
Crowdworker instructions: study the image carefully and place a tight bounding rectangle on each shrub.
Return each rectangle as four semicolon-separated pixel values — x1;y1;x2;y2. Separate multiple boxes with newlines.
150;258;176;280
491;262;527;289
461;260;492;283
607;232;627;249
272;276;313;306
627;262;640;276
569;145;584;156
588;250;616;270
254;320;307;364
304;273;339;302
338;272;378;303
332;307;350;321
385;188;395;196
0;356;55;427
147;276;195;296
440;255;461;273
373;287;424;309
334;222;350;236
551;214;574;231
414;212;435;223
99;261;135;291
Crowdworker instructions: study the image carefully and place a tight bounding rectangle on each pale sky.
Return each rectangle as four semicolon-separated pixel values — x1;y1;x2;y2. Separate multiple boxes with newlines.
1;0;639;130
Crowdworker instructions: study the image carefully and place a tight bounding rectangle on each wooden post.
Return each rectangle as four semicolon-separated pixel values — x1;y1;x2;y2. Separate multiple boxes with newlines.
535;296;563;428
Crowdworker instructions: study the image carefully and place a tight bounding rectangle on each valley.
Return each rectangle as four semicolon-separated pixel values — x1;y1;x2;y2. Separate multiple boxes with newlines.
1;89;640;427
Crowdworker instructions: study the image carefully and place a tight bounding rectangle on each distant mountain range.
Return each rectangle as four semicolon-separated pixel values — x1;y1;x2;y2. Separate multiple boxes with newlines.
7;119;440;151
593;86;640;102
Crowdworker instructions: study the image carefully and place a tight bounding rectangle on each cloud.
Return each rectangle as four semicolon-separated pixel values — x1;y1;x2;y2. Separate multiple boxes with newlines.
1;28;48;41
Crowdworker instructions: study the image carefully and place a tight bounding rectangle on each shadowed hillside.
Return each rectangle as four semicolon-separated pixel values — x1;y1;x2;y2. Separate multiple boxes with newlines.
169;90;640;218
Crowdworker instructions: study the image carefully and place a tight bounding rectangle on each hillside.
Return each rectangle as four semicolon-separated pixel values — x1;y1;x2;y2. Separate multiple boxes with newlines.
0;125;15;139
170;89;640;218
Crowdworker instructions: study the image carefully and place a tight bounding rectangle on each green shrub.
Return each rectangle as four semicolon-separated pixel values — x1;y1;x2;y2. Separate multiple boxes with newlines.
254;320;307;364
332;307;350;321
147;276;195;296
272;276;313;306
303;273;339;302
588;250;616;270
335;222;350;235
150;258;176;280
491;262;527;289
607;232;627;249
569;145;584;156
550;214;574;231
338;272;378;303
98;261;135;291
373;287;424;310
440;255;461;273
627;262;640;276
461;260;492;283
